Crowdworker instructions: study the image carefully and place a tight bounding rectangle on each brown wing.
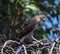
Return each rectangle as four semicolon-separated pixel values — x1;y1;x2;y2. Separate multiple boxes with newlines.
17;19;37;39
21;19;31;29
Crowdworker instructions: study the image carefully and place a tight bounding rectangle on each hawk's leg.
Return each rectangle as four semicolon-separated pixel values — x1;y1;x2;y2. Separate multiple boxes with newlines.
20;33;33;43
20;32;39;44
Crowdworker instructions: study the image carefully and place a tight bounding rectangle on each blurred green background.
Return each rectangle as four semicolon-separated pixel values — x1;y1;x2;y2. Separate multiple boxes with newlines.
0;0;60;43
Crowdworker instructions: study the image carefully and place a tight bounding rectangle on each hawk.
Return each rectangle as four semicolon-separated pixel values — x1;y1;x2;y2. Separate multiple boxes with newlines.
16;14;46;42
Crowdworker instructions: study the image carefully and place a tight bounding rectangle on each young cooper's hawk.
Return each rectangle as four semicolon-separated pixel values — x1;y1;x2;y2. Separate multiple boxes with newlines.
16;14;46;42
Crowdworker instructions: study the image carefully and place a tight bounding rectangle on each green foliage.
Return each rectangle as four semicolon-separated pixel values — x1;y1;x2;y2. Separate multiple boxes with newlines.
0;0;60;54
42;48;48;54
0;0;60;41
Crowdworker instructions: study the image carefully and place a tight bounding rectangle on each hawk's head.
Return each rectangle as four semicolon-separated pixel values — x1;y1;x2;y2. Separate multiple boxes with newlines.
34;14;46;22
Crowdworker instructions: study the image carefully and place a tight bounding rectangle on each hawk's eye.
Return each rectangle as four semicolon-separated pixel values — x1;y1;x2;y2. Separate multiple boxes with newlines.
41;18;43;19
41;17;45;20
42;17;46;20
40;17;46;21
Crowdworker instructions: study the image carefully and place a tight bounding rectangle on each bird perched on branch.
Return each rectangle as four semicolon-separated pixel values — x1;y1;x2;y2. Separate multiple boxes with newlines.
16;14;46;42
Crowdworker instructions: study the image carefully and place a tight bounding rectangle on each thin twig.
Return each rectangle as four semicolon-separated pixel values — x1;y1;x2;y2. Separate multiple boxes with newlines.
16;46;22;54
49;42;55;54
22;44;27;54
1;40;20;54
